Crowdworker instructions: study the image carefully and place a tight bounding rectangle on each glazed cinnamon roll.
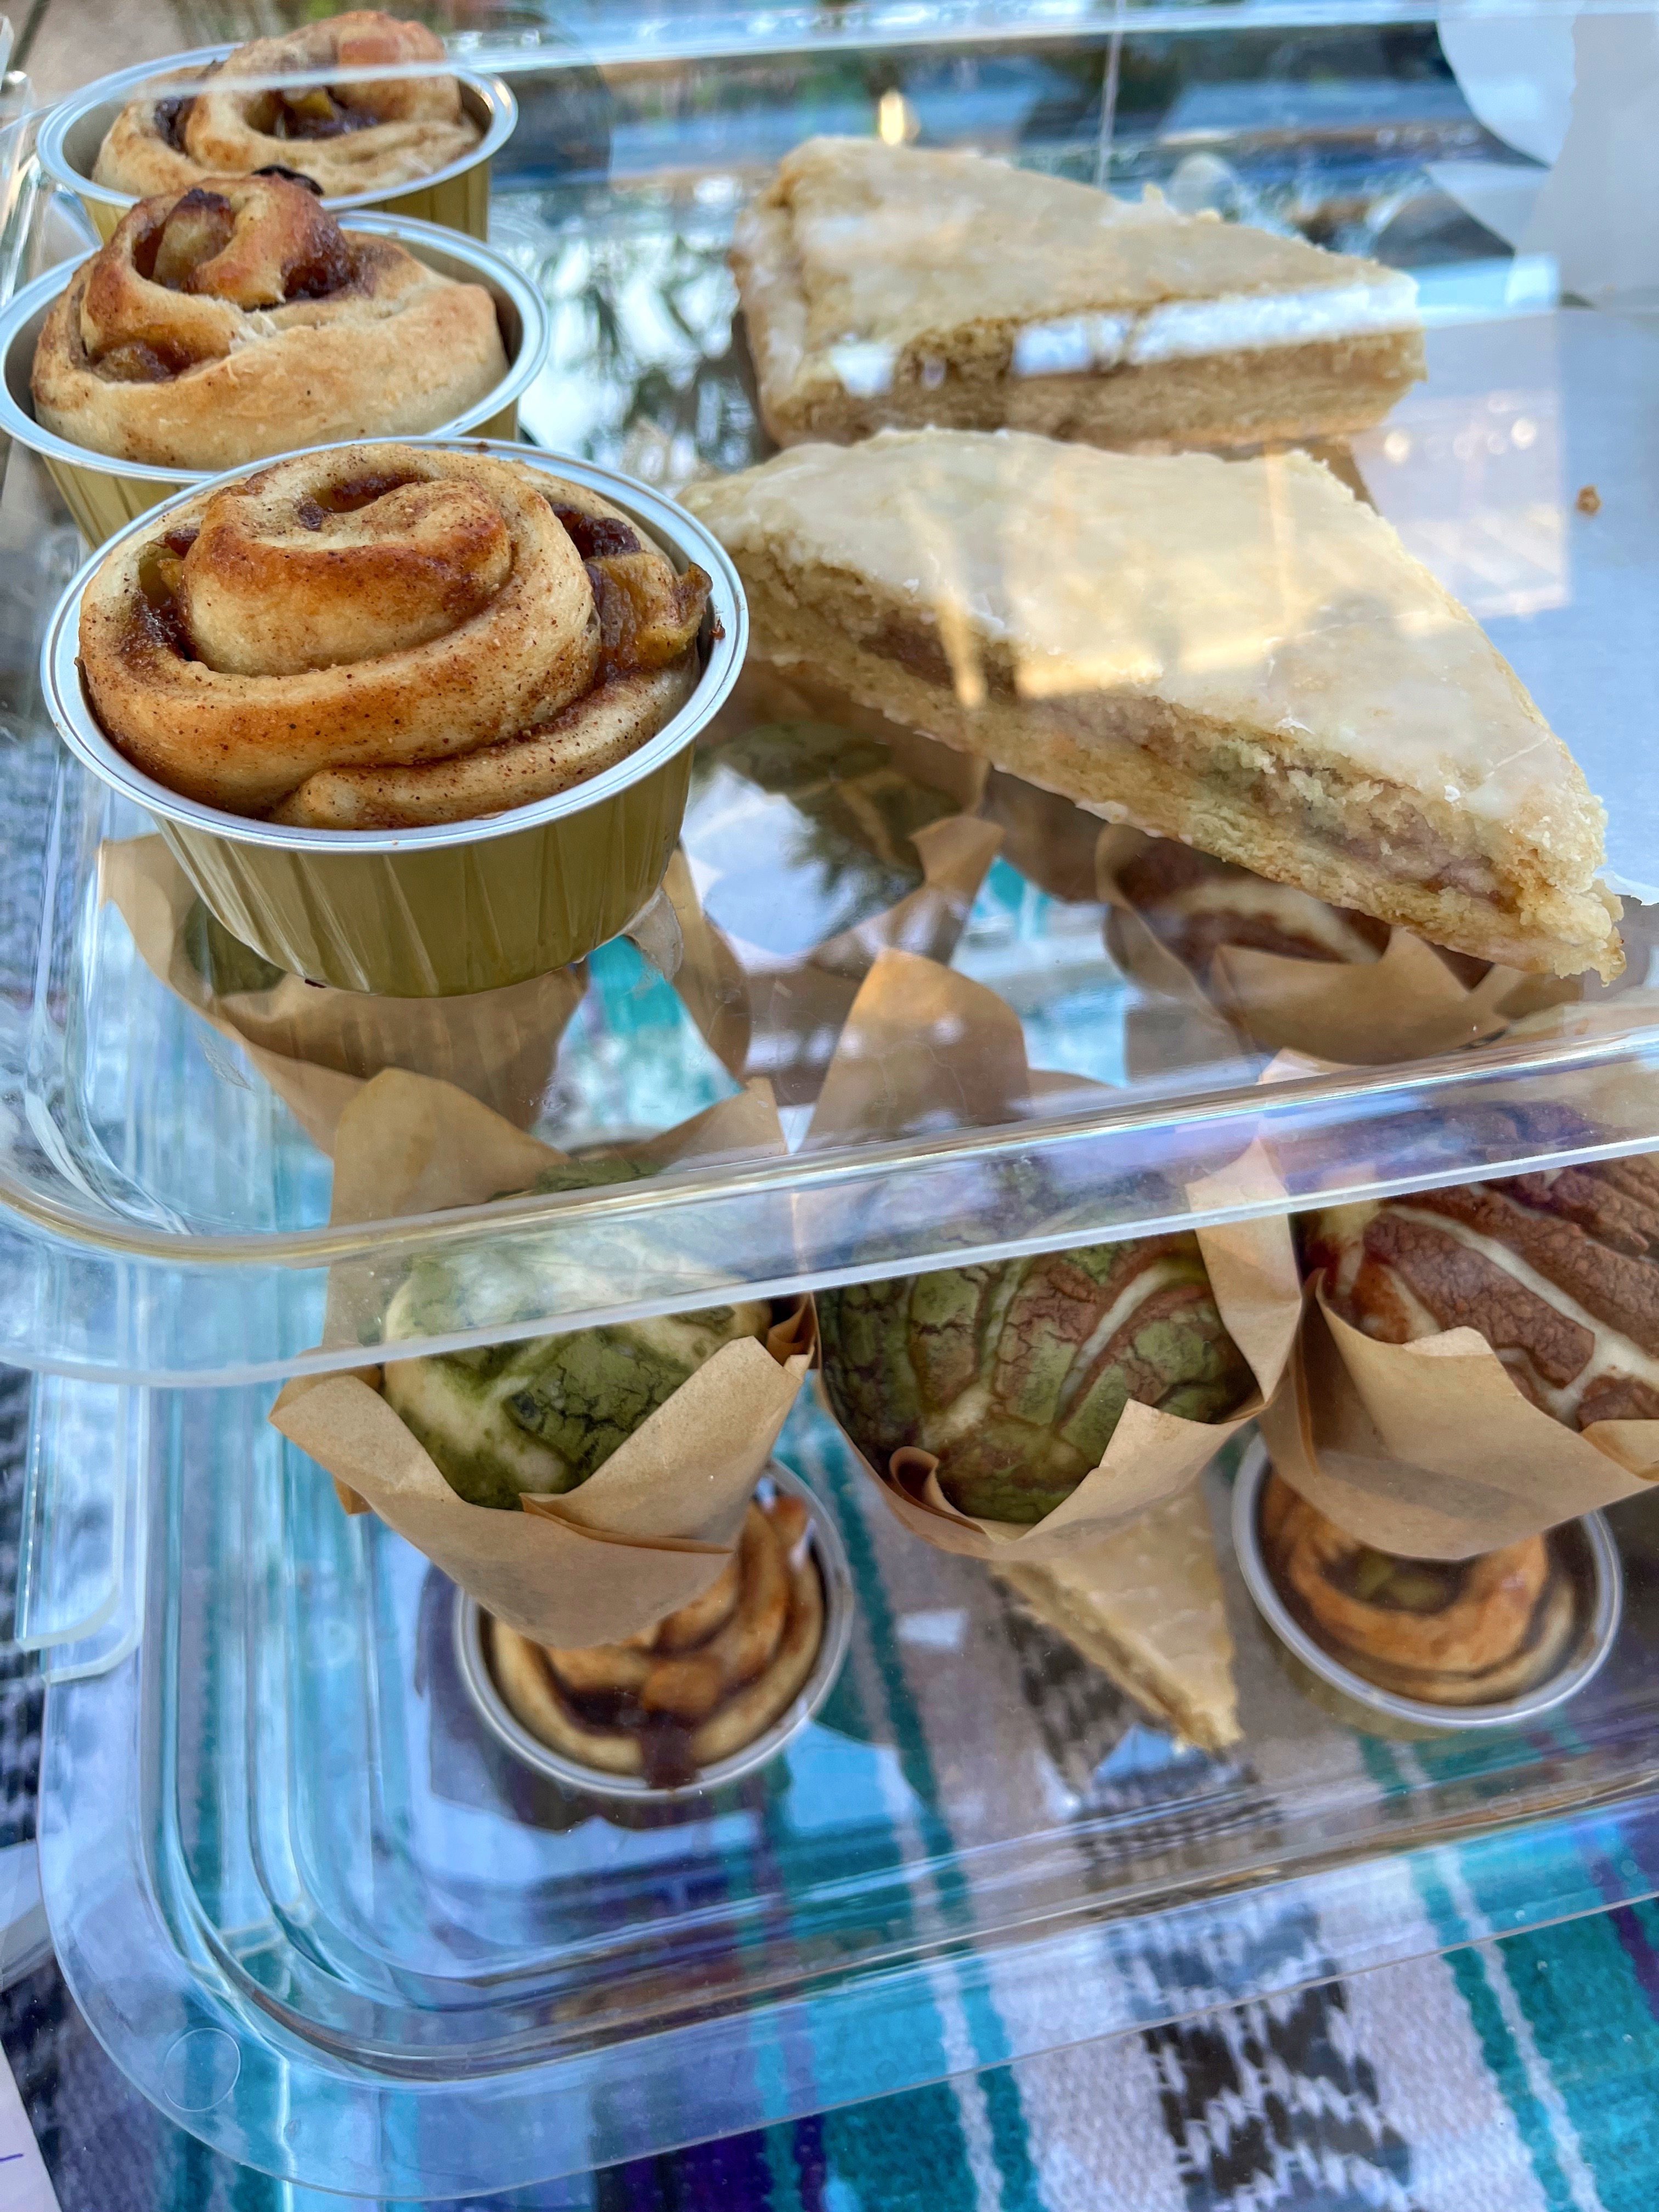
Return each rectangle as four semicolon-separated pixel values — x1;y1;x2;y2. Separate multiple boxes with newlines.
1260;1475;1576;1704
93;12;481;200
32;177;506;471
78;443;710;827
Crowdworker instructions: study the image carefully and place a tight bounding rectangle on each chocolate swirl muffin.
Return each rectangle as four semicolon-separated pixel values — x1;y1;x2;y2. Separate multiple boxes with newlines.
78;442;710;827
32;176;506;471
94;12;482;201
1306;1156;1659;1428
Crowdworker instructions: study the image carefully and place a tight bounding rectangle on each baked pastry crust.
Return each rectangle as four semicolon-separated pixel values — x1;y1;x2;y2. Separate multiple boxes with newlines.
684;428;1619;979
997;1484;1240;1751
93;11;481;201
32;176;507;471
80;442;708;826
735;137;1424;451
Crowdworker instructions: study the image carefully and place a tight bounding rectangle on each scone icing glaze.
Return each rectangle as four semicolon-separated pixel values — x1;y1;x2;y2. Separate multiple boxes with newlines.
32;177;507;470
80;443;709;827
736;137;1424;450
1260;1475;1575;1706
684;429;1620;979
93;12;481;200
1307;1158;1659;1429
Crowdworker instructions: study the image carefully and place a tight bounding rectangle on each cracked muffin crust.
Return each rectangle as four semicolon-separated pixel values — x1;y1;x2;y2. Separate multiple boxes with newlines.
1307;1155;1659;1430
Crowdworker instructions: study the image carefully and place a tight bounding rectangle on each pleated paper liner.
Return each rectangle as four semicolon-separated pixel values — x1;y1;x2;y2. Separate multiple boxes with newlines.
799;950;1301;1562
1096;823;1583;1068
101;837;585;1155
1255;992;1659;1560
665;665;1001;1104
269;1071;812;1646
1257;1278;1659;1562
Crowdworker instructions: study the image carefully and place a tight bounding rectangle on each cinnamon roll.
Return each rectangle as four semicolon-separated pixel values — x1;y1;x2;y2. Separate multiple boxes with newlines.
1260;1474;1576;1705
32;177;507;472
489;1492;827;1786
93;13;481;201
78;443;710;827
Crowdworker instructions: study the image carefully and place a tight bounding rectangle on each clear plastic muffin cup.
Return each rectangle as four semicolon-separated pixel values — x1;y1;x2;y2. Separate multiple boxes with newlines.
0;216;550;547
36;46;515;244
40;439;748;996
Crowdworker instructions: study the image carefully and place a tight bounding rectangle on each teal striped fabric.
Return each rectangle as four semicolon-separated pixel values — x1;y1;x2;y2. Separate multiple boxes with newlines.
6;1396;1659;2210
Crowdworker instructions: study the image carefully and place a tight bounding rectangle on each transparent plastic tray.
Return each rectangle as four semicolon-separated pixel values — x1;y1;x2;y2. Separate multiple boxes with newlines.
0;14;1655;1380
31;1372;1659;2196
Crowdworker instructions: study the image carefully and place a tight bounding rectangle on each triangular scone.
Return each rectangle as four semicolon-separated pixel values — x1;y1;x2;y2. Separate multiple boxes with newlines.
734;137;1424;452
996;1486;1242;1753
683;431;1619;979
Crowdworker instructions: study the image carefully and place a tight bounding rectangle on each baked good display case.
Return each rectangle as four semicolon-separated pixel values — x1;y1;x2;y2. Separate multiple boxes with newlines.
2;1;1659;2195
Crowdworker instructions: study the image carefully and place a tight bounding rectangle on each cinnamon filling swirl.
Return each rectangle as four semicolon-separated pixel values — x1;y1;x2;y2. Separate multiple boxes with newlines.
80;443;710;828
1260;1475;1577;1705
93;12;482;201
32;176;508;470
488;1492;827;1787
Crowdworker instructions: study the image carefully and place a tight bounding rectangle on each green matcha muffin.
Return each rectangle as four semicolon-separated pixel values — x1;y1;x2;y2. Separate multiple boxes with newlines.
818;1235;1252;1523
380;1158;771;1511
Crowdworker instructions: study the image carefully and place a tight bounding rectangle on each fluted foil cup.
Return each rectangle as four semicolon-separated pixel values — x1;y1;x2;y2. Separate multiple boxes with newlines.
37;48;514;244
42;442;747;997
0;216;549;548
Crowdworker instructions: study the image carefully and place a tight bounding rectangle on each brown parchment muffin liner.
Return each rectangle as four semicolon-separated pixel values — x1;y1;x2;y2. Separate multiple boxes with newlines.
101;836;585;1153
1257;1002;1659;1559
663;667;1001;1103
270;1070;812;1646
1096;824;1575;1068
800;949;1301;1562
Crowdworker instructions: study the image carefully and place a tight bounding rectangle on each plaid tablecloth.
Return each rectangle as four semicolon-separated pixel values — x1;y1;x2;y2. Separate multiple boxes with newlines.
0;1364;1654;2212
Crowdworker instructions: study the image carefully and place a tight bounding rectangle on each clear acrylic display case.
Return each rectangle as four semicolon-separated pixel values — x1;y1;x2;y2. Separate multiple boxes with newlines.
0;5;1654;1381
7;2;1659;2195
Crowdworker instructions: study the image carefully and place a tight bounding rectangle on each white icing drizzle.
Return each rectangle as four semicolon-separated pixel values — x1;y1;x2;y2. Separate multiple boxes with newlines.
1390;1204;1659;1420
1053;1255;1193;1420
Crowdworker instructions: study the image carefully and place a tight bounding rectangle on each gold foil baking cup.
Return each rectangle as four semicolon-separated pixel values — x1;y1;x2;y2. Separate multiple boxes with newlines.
0;215;548;547
36;47;513;244
42;441;747;997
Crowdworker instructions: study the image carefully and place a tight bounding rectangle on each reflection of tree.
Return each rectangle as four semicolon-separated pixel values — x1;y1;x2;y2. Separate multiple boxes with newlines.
517;194;761;487
689;725;960;942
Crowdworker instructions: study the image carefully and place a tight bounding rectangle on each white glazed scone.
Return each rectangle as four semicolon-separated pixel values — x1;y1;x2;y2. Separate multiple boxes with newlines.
735;138;1425;451
32;176;507;471
683;429;1621;980
997;1486;1241;1753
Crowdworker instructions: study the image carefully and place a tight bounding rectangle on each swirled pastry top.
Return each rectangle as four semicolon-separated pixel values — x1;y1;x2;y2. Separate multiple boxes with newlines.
32;177;507;471
79;443;711;828
93;12;482;200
